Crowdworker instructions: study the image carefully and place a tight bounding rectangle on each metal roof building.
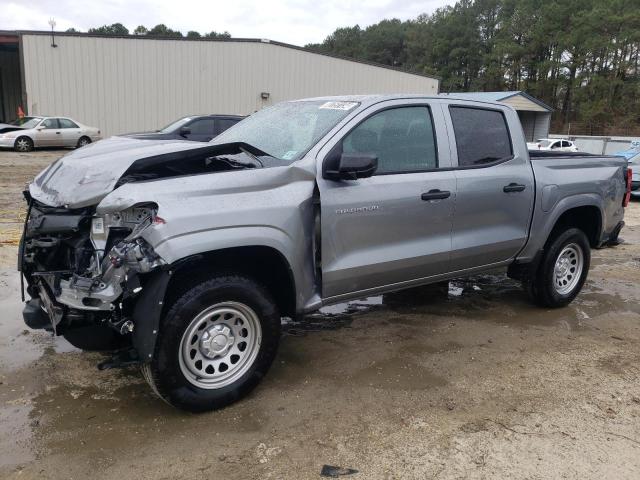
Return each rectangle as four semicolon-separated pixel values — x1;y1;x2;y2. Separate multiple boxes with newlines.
448;91;553;141
0;31;439;137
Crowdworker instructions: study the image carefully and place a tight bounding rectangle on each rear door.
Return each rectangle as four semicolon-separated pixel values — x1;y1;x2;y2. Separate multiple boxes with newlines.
58;118;82;147
446;104;535;270
317;99;456;299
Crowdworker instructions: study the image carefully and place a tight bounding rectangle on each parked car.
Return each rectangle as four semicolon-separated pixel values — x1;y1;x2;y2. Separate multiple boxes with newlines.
122;114;244;142
615;141;640;198
527;138;579;152
20;95;630;412
0;116;101;152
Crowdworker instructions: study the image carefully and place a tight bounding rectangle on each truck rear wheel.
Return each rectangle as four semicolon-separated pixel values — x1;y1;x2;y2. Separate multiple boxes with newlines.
141;274;280;412
527;227;590;308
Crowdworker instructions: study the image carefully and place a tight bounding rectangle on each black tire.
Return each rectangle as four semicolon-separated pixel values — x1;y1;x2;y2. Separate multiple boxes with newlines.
14;136;33;152
77;136;91;148
62;324;127;351
527;227;591;308
141;274;280;412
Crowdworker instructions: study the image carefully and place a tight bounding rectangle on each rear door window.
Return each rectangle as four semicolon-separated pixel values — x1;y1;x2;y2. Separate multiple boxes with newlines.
449;107;512;167
216;118;240;134
58;118;79;128
188;119;215;135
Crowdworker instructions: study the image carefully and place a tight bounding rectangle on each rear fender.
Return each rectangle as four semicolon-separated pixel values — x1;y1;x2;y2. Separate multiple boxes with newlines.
518;194;604;262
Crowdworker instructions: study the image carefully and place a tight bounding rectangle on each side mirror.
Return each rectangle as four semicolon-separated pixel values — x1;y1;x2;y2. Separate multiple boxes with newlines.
324;153;378;180
36;125;45;130
179;126;191;137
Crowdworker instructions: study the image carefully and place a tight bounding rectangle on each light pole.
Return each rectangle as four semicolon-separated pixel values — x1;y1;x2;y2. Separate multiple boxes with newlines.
48;18;57;48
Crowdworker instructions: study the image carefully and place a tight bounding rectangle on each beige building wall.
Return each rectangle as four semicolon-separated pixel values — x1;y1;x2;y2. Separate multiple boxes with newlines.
20;34;438;137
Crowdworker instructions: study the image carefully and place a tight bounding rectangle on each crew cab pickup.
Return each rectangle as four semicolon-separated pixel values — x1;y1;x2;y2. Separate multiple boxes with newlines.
19;95;631;412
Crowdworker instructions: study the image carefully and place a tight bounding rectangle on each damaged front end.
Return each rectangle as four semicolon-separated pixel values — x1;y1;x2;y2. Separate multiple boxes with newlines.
20;195;166;364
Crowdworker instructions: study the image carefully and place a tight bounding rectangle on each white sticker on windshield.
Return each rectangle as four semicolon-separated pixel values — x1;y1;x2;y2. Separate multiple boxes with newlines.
282;150;298;160
92;217;105;235
319;101;358;111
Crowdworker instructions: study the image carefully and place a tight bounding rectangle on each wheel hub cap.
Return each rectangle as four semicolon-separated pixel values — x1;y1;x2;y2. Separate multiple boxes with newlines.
553;243;584;295
178;302;262;389
200;324;235;358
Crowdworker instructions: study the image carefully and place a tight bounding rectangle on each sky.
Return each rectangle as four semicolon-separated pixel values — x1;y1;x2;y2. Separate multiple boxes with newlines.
3;0;455;46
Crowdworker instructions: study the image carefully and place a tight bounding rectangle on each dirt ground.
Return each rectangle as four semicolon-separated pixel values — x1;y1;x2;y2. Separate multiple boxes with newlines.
0;150;639;480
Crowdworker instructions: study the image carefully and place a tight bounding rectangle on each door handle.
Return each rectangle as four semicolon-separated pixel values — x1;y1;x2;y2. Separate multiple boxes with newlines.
421;189;451;201
503;183;526;193
55;131;61;134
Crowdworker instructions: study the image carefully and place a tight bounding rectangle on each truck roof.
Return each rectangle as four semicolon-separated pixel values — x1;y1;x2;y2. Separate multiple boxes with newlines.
292;93;514;109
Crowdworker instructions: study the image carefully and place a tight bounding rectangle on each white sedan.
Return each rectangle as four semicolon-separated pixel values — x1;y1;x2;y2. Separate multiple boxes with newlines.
0;116;102;152
527;138;579;152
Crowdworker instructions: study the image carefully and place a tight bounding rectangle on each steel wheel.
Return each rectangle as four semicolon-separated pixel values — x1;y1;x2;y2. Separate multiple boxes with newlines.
15;137;33;152
178;301;262;389
553;243;583;295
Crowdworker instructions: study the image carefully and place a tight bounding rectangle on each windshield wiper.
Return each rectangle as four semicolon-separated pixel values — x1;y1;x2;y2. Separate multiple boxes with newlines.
239;146;265;168
205;156;258;169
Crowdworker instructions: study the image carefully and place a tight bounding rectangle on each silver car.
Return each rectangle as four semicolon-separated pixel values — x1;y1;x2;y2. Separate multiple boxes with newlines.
20;95;629;412
0;116;101;152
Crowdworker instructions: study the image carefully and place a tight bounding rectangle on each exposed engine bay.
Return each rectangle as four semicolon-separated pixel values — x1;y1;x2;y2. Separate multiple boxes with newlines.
20;197;165;349
20;139;293;362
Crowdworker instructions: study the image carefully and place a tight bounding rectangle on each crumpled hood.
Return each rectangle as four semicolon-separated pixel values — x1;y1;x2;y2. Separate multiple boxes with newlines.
29;136;206;208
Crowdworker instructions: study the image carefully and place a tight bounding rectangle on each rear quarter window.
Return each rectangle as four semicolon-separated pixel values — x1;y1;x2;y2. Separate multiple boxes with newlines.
450;106;512;167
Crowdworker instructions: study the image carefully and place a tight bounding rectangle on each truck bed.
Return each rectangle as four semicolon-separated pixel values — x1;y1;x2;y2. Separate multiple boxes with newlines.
517;152;627;262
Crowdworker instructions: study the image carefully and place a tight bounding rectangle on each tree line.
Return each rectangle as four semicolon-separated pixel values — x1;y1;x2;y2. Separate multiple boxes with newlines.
306;0;640;134
66;23;231;39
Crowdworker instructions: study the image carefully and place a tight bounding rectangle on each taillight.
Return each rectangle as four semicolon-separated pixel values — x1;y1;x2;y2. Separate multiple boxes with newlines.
623;167;632;207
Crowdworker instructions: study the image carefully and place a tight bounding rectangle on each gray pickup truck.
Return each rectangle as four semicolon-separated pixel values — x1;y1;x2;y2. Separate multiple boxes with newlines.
20;95;631;412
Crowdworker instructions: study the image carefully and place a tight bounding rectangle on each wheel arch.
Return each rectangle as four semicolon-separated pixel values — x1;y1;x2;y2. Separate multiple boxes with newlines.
546;203;603;248
512;195;604;277
14;134;34;149
165;245;297;319
132;245;297;362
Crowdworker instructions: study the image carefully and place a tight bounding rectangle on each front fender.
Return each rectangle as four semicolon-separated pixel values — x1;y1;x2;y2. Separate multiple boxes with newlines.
148;225;296;269
144;224;314;312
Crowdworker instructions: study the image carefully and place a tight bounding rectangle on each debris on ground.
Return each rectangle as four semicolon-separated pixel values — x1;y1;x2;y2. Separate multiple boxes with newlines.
320;465;359;477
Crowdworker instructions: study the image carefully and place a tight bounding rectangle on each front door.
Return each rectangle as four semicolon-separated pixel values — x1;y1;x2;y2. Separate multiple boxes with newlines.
34;118;62;147
317;101;456;299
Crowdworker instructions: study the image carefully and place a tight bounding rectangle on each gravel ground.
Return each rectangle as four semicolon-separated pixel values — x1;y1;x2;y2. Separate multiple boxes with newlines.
0;150;639;480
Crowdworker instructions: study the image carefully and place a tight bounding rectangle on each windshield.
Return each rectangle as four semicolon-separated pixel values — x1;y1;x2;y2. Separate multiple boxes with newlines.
212;100;360;164
159;116;193;133
10;117;43;128
536;139;552;147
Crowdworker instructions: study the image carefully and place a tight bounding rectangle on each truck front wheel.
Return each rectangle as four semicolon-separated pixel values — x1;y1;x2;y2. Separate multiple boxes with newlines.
527;227;591;308
141;274;280;412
